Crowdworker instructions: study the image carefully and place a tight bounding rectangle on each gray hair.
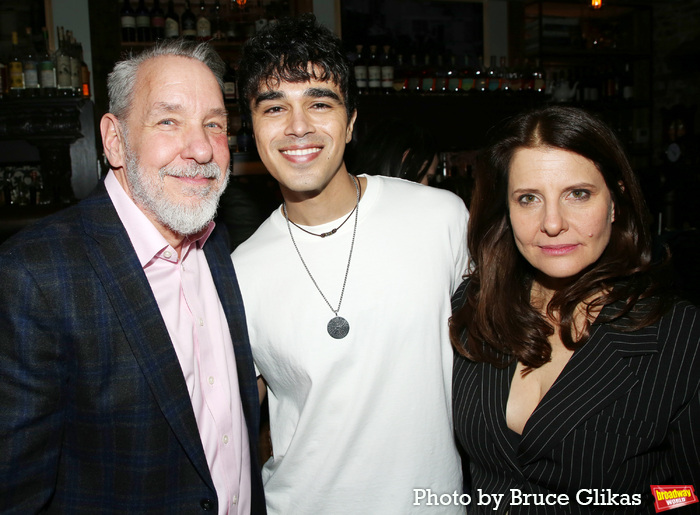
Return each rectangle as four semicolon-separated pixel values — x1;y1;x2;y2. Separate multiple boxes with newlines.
107;38;226;120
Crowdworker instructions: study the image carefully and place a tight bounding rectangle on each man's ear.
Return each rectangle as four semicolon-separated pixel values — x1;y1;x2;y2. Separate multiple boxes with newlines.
100;113;126;170
345;109;358;144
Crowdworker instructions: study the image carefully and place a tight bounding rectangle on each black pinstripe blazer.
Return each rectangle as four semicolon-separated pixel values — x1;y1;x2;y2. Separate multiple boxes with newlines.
452;280;700;514
0;183;266;514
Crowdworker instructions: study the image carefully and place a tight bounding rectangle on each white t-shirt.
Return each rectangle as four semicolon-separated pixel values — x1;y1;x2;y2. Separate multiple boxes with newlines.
232;175;469;514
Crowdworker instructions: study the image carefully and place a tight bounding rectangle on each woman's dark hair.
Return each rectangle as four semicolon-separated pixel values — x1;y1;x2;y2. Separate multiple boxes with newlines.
348;117;438;183
450;105;669;369
236;14;357;121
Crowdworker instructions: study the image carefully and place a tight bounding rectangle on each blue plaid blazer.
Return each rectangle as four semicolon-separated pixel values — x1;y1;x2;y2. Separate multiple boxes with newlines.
0;183;266;514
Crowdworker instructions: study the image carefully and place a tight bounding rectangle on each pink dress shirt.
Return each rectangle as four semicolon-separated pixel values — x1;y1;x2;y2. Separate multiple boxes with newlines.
105;171;251;514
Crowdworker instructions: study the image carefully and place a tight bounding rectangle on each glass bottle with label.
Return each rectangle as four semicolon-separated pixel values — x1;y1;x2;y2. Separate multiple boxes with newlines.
164;0;180;39
120;0;137;42
55;27;73;96
380;45;394;95
150;0;166;41
353;44;368;95
367;45;381;93
181;0;197;40
9;31;25;98
22;27;40;97
196;0;211;41
136;0;151;42
39;27;57;97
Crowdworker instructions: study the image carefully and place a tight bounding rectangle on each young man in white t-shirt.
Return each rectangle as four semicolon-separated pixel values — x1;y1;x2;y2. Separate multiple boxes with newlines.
232;14;470;514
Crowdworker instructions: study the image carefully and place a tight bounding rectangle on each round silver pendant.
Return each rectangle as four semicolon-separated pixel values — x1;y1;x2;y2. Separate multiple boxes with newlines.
327;316;350;339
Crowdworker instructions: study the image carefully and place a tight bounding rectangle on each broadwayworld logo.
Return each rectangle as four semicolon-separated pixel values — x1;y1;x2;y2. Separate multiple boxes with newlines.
651;485;698;513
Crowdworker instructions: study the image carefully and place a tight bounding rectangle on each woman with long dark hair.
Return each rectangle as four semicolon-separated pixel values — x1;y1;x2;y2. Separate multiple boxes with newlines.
451;106;699;514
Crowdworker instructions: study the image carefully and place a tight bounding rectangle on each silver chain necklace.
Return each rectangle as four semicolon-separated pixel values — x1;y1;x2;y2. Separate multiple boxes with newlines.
283;175;360;339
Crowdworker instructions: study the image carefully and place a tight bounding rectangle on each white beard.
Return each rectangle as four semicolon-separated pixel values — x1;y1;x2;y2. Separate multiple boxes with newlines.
124;139;230;236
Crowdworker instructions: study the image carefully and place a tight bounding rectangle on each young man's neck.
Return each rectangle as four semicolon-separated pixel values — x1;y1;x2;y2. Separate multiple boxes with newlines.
282;171;365;227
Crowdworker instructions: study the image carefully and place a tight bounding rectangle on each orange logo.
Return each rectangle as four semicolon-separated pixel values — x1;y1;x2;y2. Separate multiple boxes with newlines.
650;485;698;512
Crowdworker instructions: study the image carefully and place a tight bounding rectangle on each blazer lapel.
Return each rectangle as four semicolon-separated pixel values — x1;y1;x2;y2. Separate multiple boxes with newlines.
518;305;659;466
481;361;525;473
78;186;213;489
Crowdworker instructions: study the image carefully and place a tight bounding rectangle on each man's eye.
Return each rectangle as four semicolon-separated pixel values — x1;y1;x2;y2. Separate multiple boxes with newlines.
263;106;282;114
158;119;174;126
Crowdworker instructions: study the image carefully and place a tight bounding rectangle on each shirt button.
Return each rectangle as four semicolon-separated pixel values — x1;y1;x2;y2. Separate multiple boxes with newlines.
163;250;172;259
181;263;186;271
223;435;229;444
208;376;214;385
199;318;204;326
232;495;238;505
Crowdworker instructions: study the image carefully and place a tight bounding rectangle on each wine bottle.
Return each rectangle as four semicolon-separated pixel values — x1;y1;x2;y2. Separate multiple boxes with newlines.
22;27;40;97
380;45;394;95
66;31;81;96
223;62;237;101
353;45;368;95
212;0;224;40
459;55;474;93
136;0;151;42
367;45;381;93
9;31;25;98
237;117;253;153
164;0;180;39
39;27;57;97
120;0;137;42
55;27;73;96
181;0;197;40
150;0;166;41
196;0;211;41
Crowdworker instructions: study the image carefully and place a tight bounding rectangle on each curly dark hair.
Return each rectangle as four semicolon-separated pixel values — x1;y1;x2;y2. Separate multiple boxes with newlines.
236;13;357;121
450;106;670;370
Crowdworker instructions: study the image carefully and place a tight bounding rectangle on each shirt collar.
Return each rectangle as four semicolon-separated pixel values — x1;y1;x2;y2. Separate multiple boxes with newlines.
104;170;215;267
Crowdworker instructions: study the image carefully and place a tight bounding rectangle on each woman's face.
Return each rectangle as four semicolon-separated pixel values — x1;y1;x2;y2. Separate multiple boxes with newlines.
507;147;615;287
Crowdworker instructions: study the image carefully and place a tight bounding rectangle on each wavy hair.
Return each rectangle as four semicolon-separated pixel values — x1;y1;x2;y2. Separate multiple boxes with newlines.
107;38;225;121
450;106;669;369
236;13;357;121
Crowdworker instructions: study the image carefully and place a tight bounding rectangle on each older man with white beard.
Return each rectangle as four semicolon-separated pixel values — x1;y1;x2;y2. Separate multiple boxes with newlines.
0;39;266;514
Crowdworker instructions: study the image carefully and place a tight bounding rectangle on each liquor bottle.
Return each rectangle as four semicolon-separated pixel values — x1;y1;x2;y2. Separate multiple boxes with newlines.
212;0;224;40
486;55;499;93
223;62;237;101
196;0;211;41
22;27;40;97
353;45;368;95
445;55;460;93
39;27;56;97
508;58;523;93
392;53;405;93
181;0;197;40
164;0;180;39
419;54;434;94
237;117;253;153
76;39;90;97
474;56;487;92
620;62;634;100
150;0;166;41
136;0;151;42
459;55;474;93
9;31;24;98
407;54;421;93
498;56;510;93
120;0;137;42
55;27;73;96
367;45;381;93
532;58;546;94
380;45;394;94
67;31;81;96
0;62;8;99
434;54;447;93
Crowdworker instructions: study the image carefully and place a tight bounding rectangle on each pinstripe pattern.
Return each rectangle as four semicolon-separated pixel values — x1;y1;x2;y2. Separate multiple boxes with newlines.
452;280;700;514
0;183;265;514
